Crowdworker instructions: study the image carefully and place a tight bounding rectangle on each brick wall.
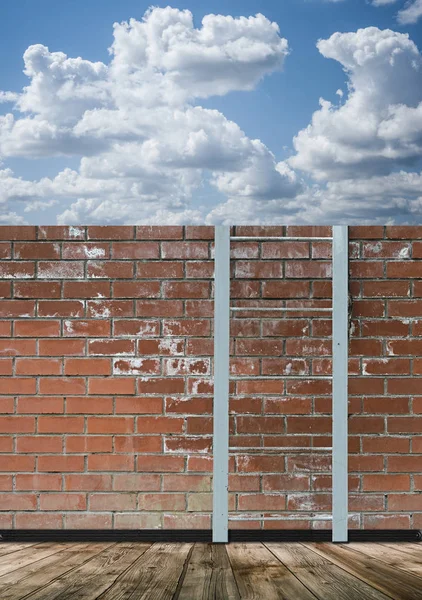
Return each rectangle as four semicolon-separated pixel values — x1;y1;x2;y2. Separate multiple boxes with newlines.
0;225;420;530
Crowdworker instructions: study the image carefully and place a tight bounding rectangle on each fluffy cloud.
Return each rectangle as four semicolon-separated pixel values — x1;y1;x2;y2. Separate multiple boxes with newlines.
0;7;302;223
372;0;398;6
397;0;422;24
289;27;422;181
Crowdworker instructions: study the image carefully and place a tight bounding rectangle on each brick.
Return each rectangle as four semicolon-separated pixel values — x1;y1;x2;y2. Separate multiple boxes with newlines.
163;281;210;299
385;226;422;239
14;282;62;299
388;379;422;395
90;493;136;511
165;396;212;414
286;340;331;356
112;241;160;259
363;397;409;414
231;280;261;298
0;321;11;336
0;378;36;395
113;281;161;298
162;319;210;336
88;378;135;395
17;396;64;414
88;454;135;471
185;300;213;318
163;475;211;492
352;300;385;317
0;300;35;317
40;493;86;511
236;455;286;473
285;261;331;278
0;226;36;240
137;378;185;394
235;261;284;279
0;493;37;511
87;261;134;279
0;242;11;259
39;378;85;395
64;358;111;376
361;320;409;337
363;514;411;529
114;320;160;337
113;358;160;375
15;320;60;337
137;261;184;278
161;242;209;259
186;226;214;240
136;226;183;240
63;282;110;299
63;319;110;337
262;281;310;298
113;474;160;491
38;416;84;433
15;474;62;491
136;300;184;317
14;242;60;260
38;226;85;240
139;493;185;511
363;475;410;492
362;358;410;375
362;436;410;453
64;474;112;491
115;435;162;453
0;339;37;355
38;456;84;472
349;339;383;356
87;417;134;434
137;455;184;472
0;359;12;376
88;339;135;355
87;300;134;318
388;494;422;511
388;456;421;472
66;397;113;414
62;242;110;259
16;436;63;453
39;339;85;356
38;300;84;317
0;455;35;471
87;226;135;240
185;262;214;279
65;514;112;529
38;261;83;279
262;320;309;337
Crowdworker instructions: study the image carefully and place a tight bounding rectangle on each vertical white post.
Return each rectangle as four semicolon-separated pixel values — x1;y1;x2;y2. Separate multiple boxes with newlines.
332;225;349;543
213;226;230;543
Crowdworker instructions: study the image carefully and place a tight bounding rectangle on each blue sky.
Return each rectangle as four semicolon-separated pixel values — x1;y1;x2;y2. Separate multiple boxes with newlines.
0;0;421;224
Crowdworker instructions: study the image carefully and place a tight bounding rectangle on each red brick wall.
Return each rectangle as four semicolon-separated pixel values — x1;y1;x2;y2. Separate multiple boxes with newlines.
0;225;420;530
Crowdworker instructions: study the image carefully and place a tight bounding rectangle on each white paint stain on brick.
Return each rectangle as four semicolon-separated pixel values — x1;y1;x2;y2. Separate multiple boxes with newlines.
159;338;184;355
64;320;74;334
386;341;395;356
113;357;145;374
69;226;84;239
84;245;106;259
89;302;111;318
398;246;410;259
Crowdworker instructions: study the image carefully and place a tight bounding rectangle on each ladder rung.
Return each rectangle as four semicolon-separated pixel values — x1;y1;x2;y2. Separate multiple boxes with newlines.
230;375;332;380
228;515;336;521
230;447;332;454
231;237;333;241
230;307;332;312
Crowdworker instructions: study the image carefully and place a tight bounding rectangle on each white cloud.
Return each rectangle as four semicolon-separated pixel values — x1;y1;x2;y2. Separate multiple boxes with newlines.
372;0;398;6
0;7;301;223
289;27;422;181
398;0;422;24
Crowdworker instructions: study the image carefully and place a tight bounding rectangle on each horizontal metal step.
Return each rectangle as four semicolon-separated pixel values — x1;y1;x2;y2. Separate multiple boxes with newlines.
230;237;333;241
229;446;332;454
230;307;333;312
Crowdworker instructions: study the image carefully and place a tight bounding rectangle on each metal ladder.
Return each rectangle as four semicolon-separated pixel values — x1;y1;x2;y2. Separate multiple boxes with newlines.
212;226;349;543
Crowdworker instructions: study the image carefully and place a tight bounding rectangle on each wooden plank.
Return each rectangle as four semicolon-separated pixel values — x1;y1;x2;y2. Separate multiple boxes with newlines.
265;543;392;600
226;542;318;600
22;542;151;600
304;542;422;600
177;543;240;600
378;542;422;559
95;542;192;600
0;543;40;558
346;543;422;579
0;542;68;577
0;543;113;600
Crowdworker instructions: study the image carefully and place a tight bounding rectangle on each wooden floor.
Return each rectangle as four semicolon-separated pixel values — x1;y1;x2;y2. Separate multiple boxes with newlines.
0;540;421;599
